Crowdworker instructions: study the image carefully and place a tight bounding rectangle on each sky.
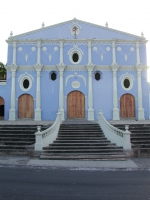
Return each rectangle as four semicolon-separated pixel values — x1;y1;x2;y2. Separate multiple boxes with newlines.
0;0;150;66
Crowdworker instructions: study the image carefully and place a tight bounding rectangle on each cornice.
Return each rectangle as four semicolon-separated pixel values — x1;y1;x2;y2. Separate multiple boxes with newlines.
6;38;148;44
5;65;149;72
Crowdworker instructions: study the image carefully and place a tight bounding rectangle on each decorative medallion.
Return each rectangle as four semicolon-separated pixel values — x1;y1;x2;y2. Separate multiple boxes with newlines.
71;81;80;88
69;20;81;38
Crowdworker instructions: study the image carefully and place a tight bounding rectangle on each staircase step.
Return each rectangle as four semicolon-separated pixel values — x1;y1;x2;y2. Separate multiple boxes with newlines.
40;154;127;160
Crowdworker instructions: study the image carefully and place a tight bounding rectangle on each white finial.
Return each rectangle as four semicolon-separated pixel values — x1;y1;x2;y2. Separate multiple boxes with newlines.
42;22;45;28
141;32;144;37
10;31;13;37
105;22;108;27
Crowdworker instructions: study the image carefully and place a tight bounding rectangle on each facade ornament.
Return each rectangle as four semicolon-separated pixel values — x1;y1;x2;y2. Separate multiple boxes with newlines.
10;31;13;37
93;46;110;61
69;21;81;38
105;22;108;27
117;46;134;61
42;22;45;28
71;81;80;89
42;46;58;62
18;46;36;62
141;32;144;37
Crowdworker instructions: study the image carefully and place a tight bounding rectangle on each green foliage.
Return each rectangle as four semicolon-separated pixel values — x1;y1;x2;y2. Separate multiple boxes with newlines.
0;62;6;80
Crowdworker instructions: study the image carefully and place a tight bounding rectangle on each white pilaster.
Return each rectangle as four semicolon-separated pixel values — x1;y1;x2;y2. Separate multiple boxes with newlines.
9;65;18;120
149;92;150;120
36;41;41;65
12;41;17;65
86;65;95;120
111;65;120;120
136;65;145;120
112;40;117;65
87;40;92;65
57;64;66;120
34;65;43;121
59;40;64;65
136;41;140;65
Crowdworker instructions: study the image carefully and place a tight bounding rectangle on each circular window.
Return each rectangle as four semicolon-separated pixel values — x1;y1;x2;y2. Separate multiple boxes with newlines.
72;53;79;62
23;79;29;89
124;79;130;88
69;50;82;65
121;75;133;91
19;76;32;91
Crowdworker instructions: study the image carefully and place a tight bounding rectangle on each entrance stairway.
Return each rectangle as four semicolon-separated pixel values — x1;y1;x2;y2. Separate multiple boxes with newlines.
0;124;49;155
40;121;126;160
113;124;150;156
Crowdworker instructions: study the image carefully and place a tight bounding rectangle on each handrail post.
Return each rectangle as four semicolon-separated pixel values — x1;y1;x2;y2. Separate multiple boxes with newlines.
35;126;43;151
123;125;131;150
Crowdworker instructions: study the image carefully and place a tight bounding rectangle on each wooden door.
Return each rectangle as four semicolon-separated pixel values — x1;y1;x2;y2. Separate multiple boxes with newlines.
0;97;4;117
120;94;135;118
67;91;85;118
18;94;34;118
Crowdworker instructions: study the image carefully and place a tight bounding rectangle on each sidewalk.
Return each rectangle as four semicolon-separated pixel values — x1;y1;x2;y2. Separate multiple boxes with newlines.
0;155;150;170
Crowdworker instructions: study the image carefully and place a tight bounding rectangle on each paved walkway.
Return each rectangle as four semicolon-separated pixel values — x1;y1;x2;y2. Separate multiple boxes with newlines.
0;155;150;170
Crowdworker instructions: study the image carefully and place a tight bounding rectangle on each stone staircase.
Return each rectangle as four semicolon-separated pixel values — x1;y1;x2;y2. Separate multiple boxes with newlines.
40;122;126;160
113;124;150;156
0;124;49;155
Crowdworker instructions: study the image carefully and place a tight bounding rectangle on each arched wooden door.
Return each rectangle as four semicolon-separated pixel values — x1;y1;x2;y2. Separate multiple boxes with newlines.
67;91;85;118
18;94;34;118
0;97;4;117
120;94;135;118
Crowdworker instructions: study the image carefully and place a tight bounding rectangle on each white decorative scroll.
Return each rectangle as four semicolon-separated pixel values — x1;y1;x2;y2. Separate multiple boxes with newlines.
66;72;86;86
18;47;36;62
71;81;80;88
42;46;58;62
117;47;135;61
93;46;110;61
67;45;84;56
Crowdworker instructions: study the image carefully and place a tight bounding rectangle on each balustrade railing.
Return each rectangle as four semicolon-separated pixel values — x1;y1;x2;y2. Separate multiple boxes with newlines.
34;112;62;151
98;109;131;150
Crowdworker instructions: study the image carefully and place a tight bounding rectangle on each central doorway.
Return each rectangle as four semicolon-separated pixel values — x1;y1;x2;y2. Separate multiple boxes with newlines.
18;94;34;118
120;94;135;118
67;91;85;119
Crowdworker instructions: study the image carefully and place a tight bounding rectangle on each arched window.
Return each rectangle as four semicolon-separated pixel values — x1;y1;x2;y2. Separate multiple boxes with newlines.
50;72;57;81
94;71;101;81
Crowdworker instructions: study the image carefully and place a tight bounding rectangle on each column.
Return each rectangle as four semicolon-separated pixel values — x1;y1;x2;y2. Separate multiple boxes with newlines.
111;65;120;120
12;41;17;65
86;65;94;120
34;65;43;121
136;41;140;65
112;40;117;65
136;66;145;120
9;66;18;120
87;40;92;65
149;92;150;120
36;40;41;65
59;40;64;65
57;65;65;120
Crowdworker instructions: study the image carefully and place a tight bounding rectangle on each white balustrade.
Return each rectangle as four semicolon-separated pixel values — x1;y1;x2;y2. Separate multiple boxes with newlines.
34;112;62;151
98;109;131;150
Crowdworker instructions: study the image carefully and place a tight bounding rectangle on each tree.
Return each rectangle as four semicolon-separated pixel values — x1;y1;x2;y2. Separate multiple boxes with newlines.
0;62;6;80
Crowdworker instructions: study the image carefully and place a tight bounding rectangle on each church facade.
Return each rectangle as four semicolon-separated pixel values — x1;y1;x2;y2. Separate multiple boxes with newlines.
0;18;149;121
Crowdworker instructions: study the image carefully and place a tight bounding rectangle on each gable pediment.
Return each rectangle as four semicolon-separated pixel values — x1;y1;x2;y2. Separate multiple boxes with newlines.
7;18;144;42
